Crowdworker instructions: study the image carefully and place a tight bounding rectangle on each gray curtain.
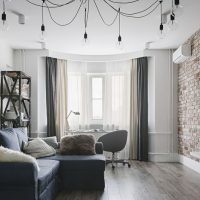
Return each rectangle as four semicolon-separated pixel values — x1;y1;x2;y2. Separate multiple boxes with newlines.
46;57;57;137
137;57;148;161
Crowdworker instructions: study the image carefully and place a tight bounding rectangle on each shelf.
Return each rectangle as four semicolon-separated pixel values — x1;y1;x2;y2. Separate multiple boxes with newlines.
21;119;30;122
1;70;31;134
1;95;30;101
1;117;30;122
1;71;31;79
1;118;18;122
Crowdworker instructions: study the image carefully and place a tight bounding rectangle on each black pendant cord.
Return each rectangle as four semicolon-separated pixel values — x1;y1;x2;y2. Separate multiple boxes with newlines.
103;0;159;17
3;0;5;12
44;0;83;26
93;0;118;26
26;0;76;9
40;1;46;34
85;0;90;28
46;0;74;7
41;1;44;30
24;0;180;30
26;0;159;17
119;8;121;36
120;3;160;19
118;8;122;44
84;7;88;41
170;0;175;23
107;0;139;4
159;0;163;33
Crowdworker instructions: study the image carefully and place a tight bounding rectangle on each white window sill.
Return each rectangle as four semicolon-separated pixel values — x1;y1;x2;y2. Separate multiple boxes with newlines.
190;152;200;159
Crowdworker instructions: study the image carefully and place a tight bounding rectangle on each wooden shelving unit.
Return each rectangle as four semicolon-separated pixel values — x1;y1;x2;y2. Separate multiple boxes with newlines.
0;71;31;134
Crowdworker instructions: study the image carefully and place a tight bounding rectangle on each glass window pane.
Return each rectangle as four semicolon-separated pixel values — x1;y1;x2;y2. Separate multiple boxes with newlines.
92;77;102;99
92;99;102;119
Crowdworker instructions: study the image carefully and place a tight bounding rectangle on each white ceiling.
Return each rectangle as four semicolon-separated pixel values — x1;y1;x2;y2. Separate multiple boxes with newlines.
0;0;200;55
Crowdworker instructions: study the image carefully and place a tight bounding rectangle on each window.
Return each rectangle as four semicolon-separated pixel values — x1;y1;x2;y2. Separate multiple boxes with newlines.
91;76;104;120
67;60;131;131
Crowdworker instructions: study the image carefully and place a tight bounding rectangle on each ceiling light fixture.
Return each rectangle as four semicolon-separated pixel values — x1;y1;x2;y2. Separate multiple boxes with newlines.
40;0;46;41
118;8;122;45
1;0;182;43
159;1;163;34
1;0;9;31
167;0;178;31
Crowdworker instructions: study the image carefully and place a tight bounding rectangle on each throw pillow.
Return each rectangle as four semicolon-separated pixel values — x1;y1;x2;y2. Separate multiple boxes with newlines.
60;134;96;155
14;127;28;150
0;146;40;172
0;128;21;151
41;136;59;149
28;136;59;149
23;138;56;158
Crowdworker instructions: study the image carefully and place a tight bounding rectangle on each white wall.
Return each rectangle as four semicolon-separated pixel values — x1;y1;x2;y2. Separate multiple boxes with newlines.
145;49;178;162
0;40;13;70
13;50;48;137
13;49;178;162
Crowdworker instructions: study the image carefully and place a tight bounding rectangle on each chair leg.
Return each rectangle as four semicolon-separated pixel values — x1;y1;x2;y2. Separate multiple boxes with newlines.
112;153;115;169
113;159;131;168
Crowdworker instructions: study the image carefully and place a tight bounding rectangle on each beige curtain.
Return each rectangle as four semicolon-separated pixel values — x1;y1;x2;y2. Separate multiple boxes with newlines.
55;59;68;141
129;59;138;159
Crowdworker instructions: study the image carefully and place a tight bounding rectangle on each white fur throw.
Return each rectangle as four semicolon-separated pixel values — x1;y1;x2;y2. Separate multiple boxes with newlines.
0;146;40;172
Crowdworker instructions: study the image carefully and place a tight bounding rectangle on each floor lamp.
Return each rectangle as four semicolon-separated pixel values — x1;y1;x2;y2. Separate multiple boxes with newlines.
66;110;80;131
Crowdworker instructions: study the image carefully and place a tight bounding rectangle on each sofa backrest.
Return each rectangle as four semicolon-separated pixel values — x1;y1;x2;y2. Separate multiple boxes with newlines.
0;128;28;151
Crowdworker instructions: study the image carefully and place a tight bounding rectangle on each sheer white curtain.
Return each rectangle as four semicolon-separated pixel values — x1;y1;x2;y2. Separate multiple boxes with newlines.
55;59;68;141
103;61;131;159
67;60;131;159
67;61;89;130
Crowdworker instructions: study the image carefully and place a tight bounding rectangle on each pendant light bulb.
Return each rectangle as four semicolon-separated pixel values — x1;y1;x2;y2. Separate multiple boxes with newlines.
1;9;9;31
116;35;124;51
174;0;182;8
157;25;167;39
116;8;124;50
81;31;90;46
167;13;178;31
157;1;167;39
40;24;47;41
118;35;122;45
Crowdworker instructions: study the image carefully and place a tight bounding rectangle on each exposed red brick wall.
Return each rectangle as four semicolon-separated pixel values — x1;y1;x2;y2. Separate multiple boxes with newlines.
178;29;200;161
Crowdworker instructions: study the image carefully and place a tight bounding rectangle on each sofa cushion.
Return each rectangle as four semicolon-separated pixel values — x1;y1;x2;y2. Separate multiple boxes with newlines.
0;128;20;151
14;127;28;150
41;154;105;171
37;159;60;194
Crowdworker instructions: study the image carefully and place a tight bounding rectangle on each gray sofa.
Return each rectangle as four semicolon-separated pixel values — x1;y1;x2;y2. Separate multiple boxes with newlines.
0;128;105;200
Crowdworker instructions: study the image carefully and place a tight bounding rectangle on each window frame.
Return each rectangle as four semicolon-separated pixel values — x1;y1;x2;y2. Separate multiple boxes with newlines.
88;74;105;125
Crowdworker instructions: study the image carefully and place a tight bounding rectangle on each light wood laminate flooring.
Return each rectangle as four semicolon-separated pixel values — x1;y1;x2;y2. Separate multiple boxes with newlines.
56;161;200;200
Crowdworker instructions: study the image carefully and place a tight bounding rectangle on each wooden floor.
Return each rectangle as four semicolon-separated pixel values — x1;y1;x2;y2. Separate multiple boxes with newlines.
56;161;200;200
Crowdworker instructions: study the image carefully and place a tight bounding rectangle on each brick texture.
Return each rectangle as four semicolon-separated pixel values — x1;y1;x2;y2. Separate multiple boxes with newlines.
178;29;200;162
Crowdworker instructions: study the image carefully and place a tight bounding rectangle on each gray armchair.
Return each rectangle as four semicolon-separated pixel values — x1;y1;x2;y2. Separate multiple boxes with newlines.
98;130;131;169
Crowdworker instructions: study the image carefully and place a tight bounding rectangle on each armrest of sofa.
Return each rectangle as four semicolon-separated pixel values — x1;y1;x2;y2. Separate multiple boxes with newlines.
95;142;103;154
0;162;38;186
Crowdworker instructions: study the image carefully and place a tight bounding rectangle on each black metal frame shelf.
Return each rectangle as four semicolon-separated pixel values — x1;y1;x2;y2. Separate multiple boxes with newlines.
0;71;31;134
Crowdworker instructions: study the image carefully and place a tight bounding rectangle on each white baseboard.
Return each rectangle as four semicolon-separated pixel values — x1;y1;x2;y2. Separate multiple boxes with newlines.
178;155;200;174
148;153;178;162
